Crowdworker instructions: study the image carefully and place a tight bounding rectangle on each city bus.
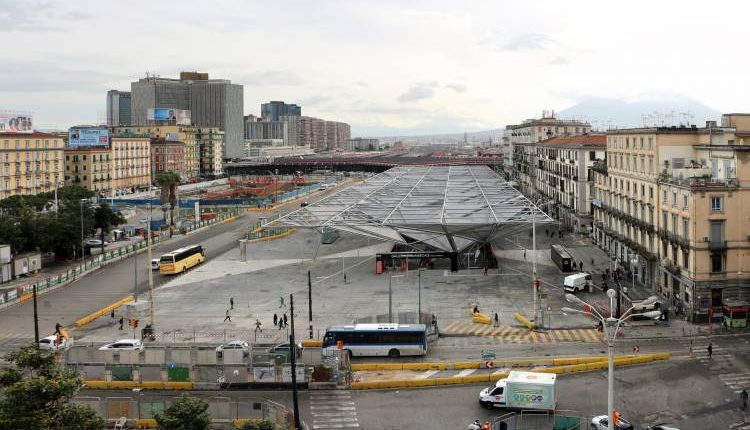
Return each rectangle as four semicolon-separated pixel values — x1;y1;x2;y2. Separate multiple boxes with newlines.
322;323;427;358
551;244;572;272
159;245;205;275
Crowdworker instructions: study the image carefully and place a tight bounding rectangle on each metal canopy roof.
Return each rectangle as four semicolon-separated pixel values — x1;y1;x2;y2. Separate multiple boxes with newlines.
271;165;553;252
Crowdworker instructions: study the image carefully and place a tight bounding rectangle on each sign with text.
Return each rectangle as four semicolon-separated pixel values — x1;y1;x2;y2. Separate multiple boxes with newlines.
147;108;191;125
69;127;109;147
0;113;33;133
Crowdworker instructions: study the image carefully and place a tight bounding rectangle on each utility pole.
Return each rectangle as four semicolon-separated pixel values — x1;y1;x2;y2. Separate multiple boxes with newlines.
418;269;422;319
308;270;313;339
32;284;39;346
147;196;154;327
134;239;139;302
532;203;538;322
289;294;301;429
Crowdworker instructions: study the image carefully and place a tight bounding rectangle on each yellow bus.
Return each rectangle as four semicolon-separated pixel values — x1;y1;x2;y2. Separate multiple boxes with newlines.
159;245;205;275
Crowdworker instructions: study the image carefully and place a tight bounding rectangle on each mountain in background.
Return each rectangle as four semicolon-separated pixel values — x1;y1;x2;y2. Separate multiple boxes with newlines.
557;96;722;130
377;128;505;145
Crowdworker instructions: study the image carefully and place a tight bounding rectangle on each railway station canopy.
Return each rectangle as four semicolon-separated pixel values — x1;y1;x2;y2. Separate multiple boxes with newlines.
272;165;552;252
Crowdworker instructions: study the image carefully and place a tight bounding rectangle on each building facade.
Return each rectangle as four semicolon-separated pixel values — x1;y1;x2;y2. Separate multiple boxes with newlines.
0;133;64;199
535;135;606;232
112;125;199;181
150;139;186;177
110;136;151;192
197;128;224;178
106;90;132;126
244;115;288;143
508;112;592;196
261;101;301;122
349;138;382;151
63;147;112;194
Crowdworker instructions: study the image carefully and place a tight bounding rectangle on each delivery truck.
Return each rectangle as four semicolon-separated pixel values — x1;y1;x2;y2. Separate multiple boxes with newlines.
479;370;557;411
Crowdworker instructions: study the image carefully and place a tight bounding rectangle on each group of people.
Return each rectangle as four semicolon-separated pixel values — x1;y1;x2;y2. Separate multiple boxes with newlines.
273;313;289;329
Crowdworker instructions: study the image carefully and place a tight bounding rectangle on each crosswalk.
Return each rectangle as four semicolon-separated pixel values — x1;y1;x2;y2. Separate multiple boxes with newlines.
308;391;359;429
440;320;601;343
678;338;750;395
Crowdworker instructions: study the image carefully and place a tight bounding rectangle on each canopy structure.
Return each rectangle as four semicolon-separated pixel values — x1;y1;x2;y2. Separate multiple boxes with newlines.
271;165;553;252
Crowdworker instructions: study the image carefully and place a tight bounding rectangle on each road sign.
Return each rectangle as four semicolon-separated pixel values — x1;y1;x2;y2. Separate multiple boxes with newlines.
481;350;496;360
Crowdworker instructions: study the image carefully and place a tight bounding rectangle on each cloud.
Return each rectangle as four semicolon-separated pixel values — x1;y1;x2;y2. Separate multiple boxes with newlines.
0;60;115;92
499;33;554;51
234;70;305;86
445;83;467;93
397;82;439;103
0;0;91;32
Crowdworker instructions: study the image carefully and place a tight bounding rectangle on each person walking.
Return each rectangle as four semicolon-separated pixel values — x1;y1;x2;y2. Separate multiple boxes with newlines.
223;309;231;323
118;316;124;330
483;266;488;276
579;260;584;271
54;323;62;335
230;297;234;310
343;272;347;284
523;249;527;260
110;309;116;325
493;312;499;328
279;295;285;308
255;319;263;334
273;313;278;327
283;313;288;328
741;388;748;410
707;342;713;359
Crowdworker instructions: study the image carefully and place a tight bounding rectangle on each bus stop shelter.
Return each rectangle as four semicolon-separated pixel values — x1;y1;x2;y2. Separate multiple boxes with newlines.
270;165;552;254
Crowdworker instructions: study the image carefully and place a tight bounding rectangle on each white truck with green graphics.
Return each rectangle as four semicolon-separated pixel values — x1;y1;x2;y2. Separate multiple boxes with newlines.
479;371;557;411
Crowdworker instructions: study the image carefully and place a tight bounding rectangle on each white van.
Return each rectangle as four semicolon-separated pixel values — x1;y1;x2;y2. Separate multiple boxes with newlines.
563;273;591;293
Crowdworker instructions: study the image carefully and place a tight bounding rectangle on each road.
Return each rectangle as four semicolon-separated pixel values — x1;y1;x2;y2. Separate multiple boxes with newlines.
0;180;355;353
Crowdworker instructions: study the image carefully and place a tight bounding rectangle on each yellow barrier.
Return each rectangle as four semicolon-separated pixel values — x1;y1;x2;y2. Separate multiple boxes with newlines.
75;295;134;328
83;380;194;390
461;374;491;384
83;380;108;389
351;362;449;371
454;361;482;369
110;381;138;389
301;339;322;347
135;419;157;429
514;312;536;329
469;308;492;324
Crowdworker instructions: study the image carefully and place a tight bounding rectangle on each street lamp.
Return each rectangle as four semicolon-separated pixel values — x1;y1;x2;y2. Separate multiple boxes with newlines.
561;291;660;430
79;199;87;262
388;274;405;323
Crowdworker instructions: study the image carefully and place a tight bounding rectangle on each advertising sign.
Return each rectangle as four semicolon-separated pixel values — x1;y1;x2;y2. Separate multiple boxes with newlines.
69;127;109;147
252;366;276;383
147;108;191;125
0;113;34;133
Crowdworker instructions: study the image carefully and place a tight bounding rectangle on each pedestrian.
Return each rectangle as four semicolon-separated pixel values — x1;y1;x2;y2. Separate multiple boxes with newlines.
119;316;124;330
572;261;577;271
343;272;347;283
223;309;231;323
110;309;115;325
255;319;263;333
273;313;278;327
632;344;640;354
230;297;234;310
54;323;62;335
579;260;584;271
493;312;499;327
545;227;549;236
283;313;288;327
483;266;488;276
591;257;595;266
741;388;748;410
707;342;713;359
473;304;480;314
523;249;527;260
279;295;285;308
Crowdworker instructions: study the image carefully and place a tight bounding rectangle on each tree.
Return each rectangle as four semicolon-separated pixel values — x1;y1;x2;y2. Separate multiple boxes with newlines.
93;203;126;253
155;171;181;227
0;343;106;430
239;419;279;430
154;395;211;430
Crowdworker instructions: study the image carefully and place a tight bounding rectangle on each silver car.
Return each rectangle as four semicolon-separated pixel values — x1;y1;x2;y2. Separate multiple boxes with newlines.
215;340;249;353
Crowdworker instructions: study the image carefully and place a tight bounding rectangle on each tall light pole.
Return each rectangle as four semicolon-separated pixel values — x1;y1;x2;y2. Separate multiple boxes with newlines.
79;199;87;262
146;189;154;326
562;291;660;430
532;202;538;322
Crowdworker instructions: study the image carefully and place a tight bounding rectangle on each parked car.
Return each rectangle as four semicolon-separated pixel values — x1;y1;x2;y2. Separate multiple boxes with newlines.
98;339;143;351
151;259;160;270
84;239;108;247
38;335;73;351
591;415;634;430
300;201;309;207
268;342;302;359
647;425;680;430
215;340;249;353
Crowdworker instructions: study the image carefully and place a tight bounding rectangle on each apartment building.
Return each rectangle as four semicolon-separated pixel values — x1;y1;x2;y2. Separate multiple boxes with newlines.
535;135;606;232
0;132;64;199
63;147;112;194
110;135;151;192
197;128;224;178
150;138;186;177
508;112;591;196
111;125;199;180
592;119;750;321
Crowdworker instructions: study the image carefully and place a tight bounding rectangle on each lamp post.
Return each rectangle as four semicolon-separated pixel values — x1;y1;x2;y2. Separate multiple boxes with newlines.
388;274;404;323
562;291;660;430
79;199;87;262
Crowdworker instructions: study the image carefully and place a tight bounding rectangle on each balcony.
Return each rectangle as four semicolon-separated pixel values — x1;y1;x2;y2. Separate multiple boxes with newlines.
709;240;727;251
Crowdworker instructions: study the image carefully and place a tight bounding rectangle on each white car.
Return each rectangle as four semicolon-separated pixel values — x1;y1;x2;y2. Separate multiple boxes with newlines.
98;339;143;351
38;335;73;351
151;259;160;270
85;239;108;247
647;425;680;430
591;415;634;430
215;340;249;353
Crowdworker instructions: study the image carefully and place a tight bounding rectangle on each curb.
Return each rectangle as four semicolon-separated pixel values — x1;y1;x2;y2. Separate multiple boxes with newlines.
351;352;670;390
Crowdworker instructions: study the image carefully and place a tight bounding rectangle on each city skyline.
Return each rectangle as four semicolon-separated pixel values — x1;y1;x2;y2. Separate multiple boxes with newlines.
2;0;749;136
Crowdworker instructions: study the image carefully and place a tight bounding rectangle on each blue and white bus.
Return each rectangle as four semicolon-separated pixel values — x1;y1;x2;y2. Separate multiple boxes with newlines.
322;323;428;358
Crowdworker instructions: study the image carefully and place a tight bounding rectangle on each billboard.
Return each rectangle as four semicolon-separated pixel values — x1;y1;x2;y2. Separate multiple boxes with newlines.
69;127;110;147
147;108;191;125
0;113;34;133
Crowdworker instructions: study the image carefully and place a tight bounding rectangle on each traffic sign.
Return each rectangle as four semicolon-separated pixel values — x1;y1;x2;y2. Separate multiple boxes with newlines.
481;350;496;360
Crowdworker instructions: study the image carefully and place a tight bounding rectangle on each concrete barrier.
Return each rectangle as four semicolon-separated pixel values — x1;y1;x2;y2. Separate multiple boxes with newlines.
74;295;134;328
514;312;536;329
301;339;322;348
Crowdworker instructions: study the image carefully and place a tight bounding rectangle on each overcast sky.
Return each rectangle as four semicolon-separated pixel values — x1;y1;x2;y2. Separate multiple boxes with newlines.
2;0;749;136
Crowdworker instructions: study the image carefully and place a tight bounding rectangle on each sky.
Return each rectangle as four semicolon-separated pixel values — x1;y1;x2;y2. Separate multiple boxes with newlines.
2;0;750;136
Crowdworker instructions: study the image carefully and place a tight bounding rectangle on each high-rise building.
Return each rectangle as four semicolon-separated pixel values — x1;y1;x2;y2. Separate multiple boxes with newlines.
0;132;64;199
130;72;244;159
244;115;288;143
261;101;301;122
197;128;224;178
281;115;350;152
106;90;132;126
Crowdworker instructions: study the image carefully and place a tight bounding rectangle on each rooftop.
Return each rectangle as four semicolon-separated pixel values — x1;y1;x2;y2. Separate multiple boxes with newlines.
538;134;606;146
0;131;60;138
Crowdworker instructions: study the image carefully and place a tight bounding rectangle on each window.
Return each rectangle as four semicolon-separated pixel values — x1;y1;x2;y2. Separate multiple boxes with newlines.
662;211;668;229
649;187;654;199
710;196;723;212
710;221;724;242
711;254;725;273
672;214;678;234
683;195;688;209
683;250;689;270
672;192;677;206
682;218;689;240
662;190;667;202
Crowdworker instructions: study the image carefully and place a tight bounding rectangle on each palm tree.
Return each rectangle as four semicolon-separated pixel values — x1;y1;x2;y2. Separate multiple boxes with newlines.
155;171;180;226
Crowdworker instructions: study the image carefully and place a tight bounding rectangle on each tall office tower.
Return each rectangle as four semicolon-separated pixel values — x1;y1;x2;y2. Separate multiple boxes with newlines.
106;90;132;126
261;101;301;122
